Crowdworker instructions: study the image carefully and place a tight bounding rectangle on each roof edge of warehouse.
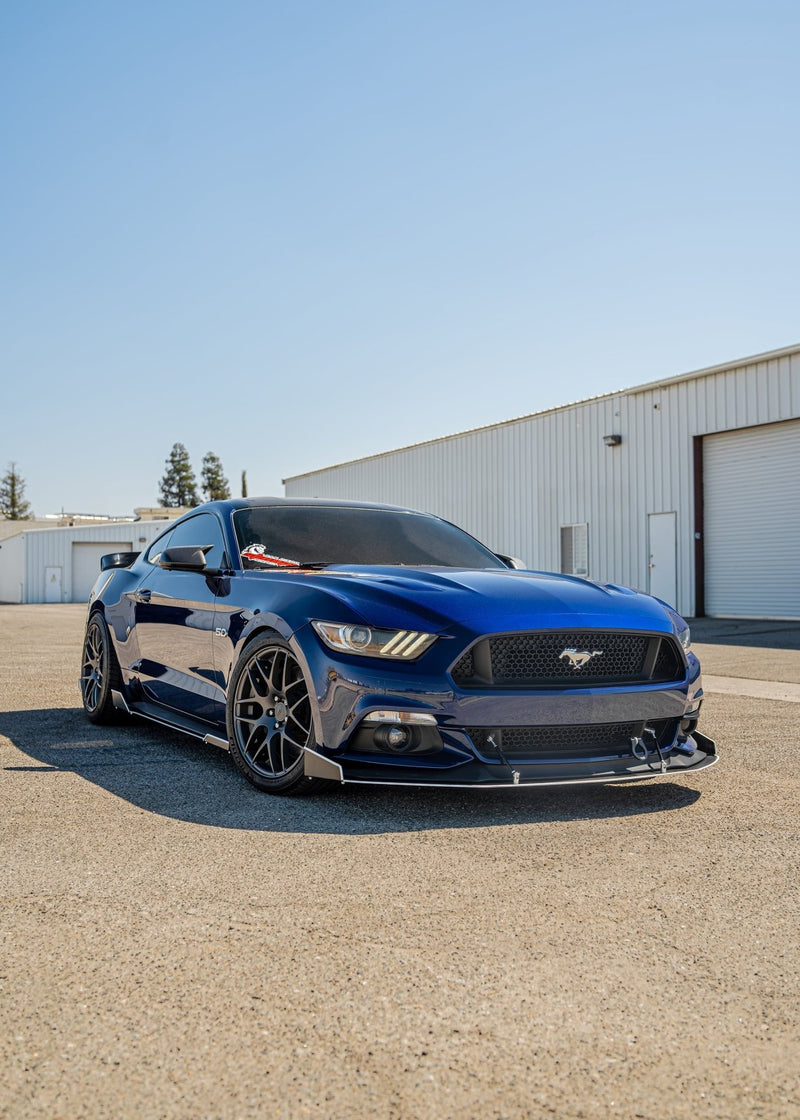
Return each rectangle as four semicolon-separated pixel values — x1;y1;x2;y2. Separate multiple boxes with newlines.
283;342;800;482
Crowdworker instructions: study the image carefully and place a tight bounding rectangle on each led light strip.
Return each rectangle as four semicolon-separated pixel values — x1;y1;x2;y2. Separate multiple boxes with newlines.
380;630;431;658
401;632;434;657
381;630;411;654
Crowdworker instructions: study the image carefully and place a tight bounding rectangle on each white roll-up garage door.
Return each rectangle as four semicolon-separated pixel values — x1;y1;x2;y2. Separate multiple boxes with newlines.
704;419;799;619
71;541;132;603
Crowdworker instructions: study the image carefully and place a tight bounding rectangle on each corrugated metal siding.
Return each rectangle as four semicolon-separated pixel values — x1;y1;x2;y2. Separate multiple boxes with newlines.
704;419;800;619
286;349;800;617
0;534;26;602
21;521;168;603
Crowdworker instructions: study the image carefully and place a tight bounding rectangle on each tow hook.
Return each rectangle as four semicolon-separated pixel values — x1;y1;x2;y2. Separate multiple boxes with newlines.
631;736;649;761
631;728;668;774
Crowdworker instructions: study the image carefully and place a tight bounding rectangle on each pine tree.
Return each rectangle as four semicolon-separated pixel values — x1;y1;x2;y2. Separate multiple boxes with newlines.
158;443;200;507
241;470;248;498
0;462;33;519
200;452;231;501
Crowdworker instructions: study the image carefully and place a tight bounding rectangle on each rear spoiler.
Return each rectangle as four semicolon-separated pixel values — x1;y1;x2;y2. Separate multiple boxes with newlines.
100;551;140;571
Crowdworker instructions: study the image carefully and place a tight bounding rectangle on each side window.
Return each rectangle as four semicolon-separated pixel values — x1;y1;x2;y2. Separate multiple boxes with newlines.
145;528;174;565
166;513;228;570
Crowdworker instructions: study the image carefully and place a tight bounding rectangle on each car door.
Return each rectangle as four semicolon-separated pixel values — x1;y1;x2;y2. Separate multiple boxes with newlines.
132;511;229;724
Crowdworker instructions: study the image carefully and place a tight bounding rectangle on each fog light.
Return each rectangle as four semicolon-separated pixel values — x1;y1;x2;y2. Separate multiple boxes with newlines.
372;723;418;753
353;717;442;756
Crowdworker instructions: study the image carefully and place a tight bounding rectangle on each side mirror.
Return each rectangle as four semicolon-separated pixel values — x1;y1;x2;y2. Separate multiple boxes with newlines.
101;551;140;571
496;553;527;570
158;545;215;572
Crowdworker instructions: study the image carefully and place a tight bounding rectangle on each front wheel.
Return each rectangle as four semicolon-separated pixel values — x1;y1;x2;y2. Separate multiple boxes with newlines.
226;635;327;795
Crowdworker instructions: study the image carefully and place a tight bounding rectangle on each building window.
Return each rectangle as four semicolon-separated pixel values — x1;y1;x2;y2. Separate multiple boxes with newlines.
561;523;589;577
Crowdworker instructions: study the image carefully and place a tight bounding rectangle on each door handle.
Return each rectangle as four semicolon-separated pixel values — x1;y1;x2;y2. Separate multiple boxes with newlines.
133;588;152;603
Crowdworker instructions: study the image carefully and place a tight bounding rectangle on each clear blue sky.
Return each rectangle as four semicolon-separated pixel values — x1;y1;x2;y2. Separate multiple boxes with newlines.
2;0;798;516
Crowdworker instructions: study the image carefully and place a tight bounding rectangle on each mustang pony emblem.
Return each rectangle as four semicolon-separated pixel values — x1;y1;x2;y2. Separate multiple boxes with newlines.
559;648;604;669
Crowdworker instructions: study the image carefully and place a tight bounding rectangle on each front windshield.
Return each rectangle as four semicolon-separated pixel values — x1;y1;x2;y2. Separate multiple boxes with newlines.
233;506;506;570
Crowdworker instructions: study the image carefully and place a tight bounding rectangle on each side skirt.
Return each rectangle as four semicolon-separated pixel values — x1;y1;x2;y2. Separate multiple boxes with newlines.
112;690;342;774
111;690;230;751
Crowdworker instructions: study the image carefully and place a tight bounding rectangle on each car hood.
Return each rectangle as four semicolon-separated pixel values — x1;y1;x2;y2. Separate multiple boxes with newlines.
273;565;674;635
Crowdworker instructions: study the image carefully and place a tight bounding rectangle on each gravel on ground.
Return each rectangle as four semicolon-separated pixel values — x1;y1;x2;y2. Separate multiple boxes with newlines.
1;605;798;1119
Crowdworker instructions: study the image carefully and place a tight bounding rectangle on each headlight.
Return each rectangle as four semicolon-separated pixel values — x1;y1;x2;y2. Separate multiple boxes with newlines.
311;621;437;660
667;608;691;653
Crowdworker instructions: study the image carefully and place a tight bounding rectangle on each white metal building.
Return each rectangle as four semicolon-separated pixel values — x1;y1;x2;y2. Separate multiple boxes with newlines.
0;521;168;604
285;344;800;620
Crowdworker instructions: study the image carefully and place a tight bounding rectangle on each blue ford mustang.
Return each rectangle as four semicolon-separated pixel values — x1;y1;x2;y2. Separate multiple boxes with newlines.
80;498;716;794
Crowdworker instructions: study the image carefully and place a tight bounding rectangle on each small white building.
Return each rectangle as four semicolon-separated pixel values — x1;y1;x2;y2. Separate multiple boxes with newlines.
0;521;168;604
285;344;800;620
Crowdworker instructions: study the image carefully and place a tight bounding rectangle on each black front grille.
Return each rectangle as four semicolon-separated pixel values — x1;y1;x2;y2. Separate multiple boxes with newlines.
454;647;475;679
652;639;683;681
467;719;676;762
451;631;684;688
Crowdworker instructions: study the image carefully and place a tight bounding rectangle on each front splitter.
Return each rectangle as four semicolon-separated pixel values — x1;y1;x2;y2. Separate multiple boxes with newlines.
304;733;718;789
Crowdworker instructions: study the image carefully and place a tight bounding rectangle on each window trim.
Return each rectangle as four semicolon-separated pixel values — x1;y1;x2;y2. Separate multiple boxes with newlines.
146;512;231;570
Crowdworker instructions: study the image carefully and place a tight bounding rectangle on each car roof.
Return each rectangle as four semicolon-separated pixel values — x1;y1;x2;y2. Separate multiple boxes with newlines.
205;497;427;516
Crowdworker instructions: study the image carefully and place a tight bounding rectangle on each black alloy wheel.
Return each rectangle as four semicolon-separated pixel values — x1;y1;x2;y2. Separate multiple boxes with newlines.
226;635;326;794
80;613;122;724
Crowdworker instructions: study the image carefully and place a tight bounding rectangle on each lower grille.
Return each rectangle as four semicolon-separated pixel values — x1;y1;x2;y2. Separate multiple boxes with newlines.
467;719;676;762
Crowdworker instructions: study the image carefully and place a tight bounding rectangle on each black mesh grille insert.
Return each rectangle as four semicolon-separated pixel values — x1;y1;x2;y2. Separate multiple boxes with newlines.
653;640;683;681
451;632;684;688
467;719;676;761
453;647;475;680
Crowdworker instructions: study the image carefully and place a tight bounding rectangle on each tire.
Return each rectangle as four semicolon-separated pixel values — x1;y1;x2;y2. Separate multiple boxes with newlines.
80;613;123;724
226;634;327;795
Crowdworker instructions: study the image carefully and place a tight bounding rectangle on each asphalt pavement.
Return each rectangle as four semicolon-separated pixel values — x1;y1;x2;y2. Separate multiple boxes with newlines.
1;605;798;1119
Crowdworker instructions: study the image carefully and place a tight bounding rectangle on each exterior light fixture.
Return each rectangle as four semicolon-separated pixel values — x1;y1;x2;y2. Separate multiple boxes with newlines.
603;434;622;447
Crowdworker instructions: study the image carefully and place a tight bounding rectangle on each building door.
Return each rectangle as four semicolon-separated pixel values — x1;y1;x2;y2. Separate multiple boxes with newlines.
703;419;800;619
71;541;132;603
648;512;677;608
44;566;63;603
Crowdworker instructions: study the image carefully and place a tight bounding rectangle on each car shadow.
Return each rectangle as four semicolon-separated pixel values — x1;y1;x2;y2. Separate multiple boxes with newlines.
0;707;702;833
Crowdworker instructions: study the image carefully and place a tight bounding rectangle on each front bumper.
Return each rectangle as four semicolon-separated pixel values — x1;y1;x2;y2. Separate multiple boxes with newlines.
304;731;718;787
293;623;715;788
